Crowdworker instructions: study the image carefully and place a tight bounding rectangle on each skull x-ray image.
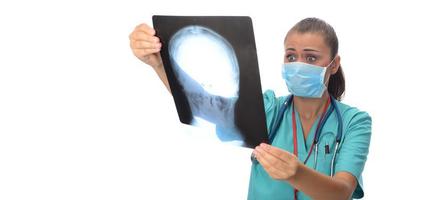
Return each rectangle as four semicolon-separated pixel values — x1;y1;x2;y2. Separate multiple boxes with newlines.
153;16;268;148
169;26;240;98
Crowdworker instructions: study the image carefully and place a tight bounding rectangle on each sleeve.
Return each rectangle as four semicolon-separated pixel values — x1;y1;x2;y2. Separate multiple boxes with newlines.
335;110;372;199
262;90;286;135
263;90;278;113
215;90;280;141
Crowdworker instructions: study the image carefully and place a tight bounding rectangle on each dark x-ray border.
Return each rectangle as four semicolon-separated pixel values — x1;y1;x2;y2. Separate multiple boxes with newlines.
152;15;268;148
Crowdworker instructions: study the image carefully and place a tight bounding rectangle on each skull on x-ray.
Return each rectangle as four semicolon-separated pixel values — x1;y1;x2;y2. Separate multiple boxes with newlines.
168;25;243;143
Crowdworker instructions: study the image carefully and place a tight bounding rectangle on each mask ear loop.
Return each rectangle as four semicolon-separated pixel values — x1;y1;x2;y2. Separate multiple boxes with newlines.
323;56;338;87
327;56;338;68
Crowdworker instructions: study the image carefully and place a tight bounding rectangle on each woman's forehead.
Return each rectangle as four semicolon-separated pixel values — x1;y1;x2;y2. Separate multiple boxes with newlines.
284;32;329;52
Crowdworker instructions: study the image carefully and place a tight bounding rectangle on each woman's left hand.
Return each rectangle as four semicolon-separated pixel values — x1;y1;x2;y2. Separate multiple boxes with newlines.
253;143;300;181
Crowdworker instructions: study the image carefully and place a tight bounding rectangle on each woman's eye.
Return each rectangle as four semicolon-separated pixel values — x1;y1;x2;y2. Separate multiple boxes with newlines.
287;55;296;62
306;56;317;63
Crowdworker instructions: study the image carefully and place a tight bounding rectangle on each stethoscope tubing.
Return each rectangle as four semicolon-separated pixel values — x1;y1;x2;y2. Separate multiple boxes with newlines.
252;95;343;177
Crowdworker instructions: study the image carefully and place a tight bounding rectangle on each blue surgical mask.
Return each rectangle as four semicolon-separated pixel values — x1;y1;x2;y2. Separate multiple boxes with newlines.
282;59;334;98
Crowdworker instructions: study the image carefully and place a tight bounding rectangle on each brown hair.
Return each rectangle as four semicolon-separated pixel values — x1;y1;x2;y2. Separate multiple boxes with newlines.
285;18;345;100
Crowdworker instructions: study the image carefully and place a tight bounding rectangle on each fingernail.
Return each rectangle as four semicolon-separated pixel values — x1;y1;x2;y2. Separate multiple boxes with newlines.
262;144;271;150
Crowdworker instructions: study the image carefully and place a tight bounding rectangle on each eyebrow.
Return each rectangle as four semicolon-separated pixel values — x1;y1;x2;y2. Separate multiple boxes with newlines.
303;48;320;52
285;47;320;52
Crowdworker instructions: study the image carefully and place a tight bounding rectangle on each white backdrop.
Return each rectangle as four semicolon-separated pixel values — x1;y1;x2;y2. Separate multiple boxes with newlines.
1;0;425;199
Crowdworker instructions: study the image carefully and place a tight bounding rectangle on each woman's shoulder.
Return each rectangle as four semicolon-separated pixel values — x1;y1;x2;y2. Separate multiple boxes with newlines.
263;89;290;100
262;90;289;112
336;101;370;116
336;100;372;129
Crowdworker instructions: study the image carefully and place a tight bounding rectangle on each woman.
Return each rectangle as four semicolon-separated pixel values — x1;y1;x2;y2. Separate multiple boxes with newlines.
129;18;371;200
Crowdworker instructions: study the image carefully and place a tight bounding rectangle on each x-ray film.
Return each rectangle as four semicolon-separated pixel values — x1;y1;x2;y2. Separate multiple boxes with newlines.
153;16;268;148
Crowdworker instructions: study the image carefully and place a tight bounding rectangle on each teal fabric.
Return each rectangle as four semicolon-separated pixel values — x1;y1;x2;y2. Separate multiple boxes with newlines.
247;90;372;199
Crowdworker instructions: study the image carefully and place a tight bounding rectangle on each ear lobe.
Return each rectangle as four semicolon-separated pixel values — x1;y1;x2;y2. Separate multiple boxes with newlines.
331;55;341;75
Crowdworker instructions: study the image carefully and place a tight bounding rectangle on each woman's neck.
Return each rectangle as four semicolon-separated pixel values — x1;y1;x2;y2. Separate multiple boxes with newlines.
293;92;330;121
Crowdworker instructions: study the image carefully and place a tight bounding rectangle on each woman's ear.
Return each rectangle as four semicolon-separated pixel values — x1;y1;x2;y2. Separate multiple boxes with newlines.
330;55;340;75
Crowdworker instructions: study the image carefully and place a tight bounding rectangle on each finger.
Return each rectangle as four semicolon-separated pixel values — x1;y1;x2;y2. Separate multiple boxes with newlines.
135;23;156;35
255;145;289;166
254;148;292;180
140;23;156;35
132;48;161;58
130;31;160;43
130;40;161;50
253;147;274;170
260;143;294;162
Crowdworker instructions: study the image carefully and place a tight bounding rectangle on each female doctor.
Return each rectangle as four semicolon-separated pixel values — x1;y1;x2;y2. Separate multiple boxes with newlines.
129;18;372;200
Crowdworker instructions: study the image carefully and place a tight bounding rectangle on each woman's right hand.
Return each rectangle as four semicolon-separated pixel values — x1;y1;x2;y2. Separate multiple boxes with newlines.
129;23;163;70
129;23;170;92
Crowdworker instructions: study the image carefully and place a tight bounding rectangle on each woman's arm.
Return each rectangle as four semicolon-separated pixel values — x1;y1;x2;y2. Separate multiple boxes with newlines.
254;143;357;200
152;62;171;93
288;164;356;200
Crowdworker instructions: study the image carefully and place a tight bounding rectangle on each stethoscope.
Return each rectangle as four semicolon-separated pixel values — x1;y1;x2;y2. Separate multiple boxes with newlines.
251;94;343;177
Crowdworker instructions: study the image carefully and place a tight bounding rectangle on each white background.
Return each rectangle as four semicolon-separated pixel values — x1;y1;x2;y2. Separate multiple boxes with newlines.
1;0;425;199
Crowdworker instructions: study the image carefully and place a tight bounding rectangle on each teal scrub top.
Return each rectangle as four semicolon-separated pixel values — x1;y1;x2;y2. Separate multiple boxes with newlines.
248;90;372;200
